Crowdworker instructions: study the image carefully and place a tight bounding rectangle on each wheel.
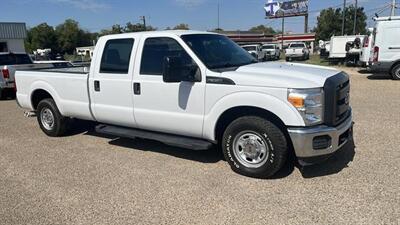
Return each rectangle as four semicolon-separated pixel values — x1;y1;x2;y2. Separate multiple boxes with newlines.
0;88;3;100
391;64;400;80
286;57;290;62
222;116;288;178
37;98;68;137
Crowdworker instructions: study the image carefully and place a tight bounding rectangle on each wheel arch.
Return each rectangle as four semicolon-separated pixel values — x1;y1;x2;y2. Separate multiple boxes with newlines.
29;81;63;113
203;92;304;142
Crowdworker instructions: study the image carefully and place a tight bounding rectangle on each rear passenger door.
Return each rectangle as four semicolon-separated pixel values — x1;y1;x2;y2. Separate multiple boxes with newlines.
90;38;137;127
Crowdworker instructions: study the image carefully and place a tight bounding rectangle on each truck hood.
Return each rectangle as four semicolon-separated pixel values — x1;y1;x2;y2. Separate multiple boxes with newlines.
221;62;340;88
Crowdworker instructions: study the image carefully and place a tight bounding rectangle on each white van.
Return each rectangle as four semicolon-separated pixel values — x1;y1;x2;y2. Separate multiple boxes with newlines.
370;16;400;80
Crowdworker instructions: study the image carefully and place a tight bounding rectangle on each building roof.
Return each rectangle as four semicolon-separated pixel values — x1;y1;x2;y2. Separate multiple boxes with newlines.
0;22;27;39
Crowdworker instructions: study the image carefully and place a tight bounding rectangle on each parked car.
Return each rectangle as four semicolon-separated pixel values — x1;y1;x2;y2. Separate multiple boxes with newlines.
261;43;280;60
0;52;53;99
369;16;400;80
15;30;353;178
285;42;310;61
242;44;266;61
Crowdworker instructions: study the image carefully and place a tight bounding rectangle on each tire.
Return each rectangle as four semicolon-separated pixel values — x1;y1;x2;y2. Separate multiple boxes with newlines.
0;88;3;100
391;64;400;80
36;98;68;137
286;57;290;62
222;116;288;178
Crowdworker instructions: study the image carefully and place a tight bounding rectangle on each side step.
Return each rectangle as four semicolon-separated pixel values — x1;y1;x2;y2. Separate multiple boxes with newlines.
95;124;213;151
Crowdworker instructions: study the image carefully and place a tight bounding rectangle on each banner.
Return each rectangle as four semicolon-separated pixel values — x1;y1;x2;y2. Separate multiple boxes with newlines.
265;0;309;19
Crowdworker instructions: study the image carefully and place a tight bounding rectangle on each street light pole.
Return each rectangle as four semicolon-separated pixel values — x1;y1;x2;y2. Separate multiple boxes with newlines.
391;0;396;16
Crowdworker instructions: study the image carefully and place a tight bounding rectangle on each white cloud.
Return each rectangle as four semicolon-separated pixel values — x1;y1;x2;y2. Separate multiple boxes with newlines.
175;0;206;8
48;0;109;11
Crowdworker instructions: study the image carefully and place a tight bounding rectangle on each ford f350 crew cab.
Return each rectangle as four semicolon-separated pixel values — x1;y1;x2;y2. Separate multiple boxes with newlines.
16;31;353;178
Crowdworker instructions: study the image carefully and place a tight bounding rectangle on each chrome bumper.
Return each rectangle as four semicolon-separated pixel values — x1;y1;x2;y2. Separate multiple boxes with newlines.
287;115;353;160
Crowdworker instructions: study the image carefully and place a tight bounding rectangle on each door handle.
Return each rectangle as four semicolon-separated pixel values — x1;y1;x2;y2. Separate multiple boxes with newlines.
94;80;100;92
133;82;141;95
389;47;400;50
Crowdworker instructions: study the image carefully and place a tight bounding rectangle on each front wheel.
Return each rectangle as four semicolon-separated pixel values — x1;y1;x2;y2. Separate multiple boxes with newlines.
222;116;288;178
37;98;68;137
391;64;400;80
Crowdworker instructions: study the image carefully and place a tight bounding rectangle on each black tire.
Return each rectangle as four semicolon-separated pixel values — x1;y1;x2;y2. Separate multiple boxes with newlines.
391;64;400;80
0;88;3;100
222;116;288;178
286;57;290;62
36;98;68;137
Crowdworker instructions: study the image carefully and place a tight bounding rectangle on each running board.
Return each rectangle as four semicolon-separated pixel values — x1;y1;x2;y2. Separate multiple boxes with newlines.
95;124;213;150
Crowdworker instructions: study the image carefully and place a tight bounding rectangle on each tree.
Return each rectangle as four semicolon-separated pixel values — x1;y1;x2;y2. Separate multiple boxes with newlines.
173;23;190;30
25;23;58;53
314;6;367;41
99;22;156;36
249;25;276;34
55;19;93;54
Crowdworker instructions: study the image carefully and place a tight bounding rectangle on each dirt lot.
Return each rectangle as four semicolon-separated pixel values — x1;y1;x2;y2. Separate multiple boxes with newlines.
0;68;399;225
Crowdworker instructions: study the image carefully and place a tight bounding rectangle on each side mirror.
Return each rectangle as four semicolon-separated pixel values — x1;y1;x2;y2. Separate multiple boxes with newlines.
162;56;201;83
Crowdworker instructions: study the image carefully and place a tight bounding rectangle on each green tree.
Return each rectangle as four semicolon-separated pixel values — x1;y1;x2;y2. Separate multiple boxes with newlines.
314;6;367;41
25;23;58;53
55;19;92;54
173;23;190;30
249;25;276;34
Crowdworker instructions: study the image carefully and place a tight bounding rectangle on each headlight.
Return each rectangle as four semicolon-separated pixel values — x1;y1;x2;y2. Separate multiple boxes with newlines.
288;88;324;126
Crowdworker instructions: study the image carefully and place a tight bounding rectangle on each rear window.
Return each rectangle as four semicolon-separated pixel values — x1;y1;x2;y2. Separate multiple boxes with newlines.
262;45;274;50
100;38;134;74
243;46;257;51
0;54;32;65
289;44;305;48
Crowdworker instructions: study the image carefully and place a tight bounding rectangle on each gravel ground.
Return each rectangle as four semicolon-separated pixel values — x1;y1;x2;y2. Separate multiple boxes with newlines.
0;68;399;225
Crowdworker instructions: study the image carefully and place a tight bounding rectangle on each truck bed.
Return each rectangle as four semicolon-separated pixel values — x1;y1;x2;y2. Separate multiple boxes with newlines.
15;67;93;121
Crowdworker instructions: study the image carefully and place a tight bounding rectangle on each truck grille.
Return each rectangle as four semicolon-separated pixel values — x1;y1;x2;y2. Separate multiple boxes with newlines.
324;72;351;126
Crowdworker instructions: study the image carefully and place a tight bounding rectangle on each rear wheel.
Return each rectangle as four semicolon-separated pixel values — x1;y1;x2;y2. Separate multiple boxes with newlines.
222;116;288;178
391;64;400;80
37;98;68;137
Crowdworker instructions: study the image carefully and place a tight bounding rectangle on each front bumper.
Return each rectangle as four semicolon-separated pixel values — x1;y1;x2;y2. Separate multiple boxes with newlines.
287;115;353;165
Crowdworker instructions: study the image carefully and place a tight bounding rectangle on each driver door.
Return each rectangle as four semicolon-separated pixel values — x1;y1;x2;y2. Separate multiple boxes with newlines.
132;36;206;138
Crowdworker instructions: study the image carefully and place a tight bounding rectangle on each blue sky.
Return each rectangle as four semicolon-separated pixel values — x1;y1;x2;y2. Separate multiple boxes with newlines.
1;0;396;33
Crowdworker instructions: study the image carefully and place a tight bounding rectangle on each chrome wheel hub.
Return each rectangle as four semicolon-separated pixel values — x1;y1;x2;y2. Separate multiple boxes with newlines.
233;131;269;168
41;108;54;130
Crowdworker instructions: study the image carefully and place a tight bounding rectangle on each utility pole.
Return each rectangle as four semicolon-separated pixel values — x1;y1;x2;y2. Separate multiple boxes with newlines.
281;13;285;52
353;0;358;34
342;0;346;35
217;2;220;31
391;0;396;16
140;16;146;31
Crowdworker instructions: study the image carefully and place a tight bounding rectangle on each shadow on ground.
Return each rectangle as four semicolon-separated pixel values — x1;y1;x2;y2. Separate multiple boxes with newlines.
299;139;356;178
357;69;392;80
68;119;355;179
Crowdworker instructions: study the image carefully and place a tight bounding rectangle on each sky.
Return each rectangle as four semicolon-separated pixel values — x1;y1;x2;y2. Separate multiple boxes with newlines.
1;0;398;33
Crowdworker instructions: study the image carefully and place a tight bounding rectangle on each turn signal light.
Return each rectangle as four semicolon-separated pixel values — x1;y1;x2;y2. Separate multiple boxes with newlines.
288;95;305;108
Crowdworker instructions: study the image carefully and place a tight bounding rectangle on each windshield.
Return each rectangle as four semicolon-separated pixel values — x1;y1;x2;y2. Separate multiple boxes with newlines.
181;34;257;71
290;43;305;48
0;54;32;65
262;45;274;50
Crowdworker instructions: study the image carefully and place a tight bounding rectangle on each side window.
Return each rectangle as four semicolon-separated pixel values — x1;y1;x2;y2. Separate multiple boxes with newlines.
140;37;195;75
100;38;134;74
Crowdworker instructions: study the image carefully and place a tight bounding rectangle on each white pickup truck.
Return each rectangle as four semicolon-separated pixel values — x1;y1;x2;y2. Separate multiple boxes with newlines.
0;52;55;99
285;42;310;61
16;30;353;178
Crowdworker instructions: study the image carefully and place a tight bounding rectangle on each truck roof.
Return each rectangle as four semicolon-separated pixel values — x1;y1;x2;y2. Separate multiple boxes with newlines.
99;30;217;40
373;16;400;21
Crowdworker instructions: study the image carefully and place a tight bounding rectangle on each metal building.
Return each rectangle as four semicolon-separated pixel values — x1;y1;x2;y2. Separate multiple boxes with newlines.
0;22;27;53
